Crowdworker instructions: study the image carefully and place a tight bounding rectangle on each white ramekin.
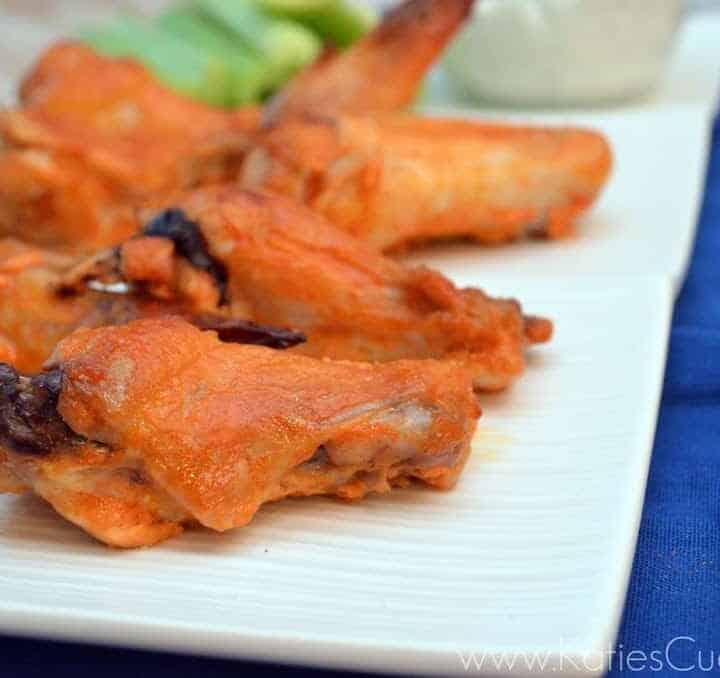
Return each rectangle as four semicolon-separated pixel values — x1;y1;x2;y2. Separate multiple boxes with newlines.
445;0;684;106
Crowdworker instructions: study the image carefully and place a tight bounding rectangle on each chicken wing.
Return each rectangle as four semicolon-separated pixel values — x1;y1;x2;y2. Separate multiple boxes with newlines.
0;186;550;389
0;42;259;251
249;0;611;249
0;234;304;374
0;239;88;373
242;113;613;250
71;186;551;390
265;0;474;122
0;317;480;547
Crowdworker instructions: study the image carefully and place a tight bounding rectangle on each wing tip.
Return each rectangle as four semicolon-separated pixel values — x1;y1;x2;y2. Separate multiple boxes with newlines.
524;315;554;344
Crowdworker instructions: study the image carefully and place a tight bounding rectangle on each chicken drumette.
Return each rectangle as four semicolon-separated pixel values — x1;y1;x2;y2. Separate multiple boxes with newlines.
0;42;259;251
0;186;551;390
0;317;480;547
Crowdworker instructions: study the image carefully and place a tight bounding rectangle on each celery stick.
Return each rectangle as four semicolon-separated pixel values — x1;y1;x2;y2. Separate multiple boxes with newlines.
80;17;230;106
302;2;376;47
254;0;376;48
254;0;336;13
194;0;321;87
156;7;267;105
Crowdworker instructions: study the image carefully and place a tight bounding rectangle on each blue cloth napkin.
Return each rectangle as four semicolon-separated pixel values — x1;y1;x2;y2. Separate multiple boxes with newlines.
2;117;719;678
607;114;720;677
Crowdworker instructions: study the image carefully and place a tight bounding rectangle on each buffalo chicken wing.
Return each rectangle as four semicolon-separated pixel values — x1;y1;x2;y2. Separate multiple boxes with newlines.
243;114;612;250
0;317;480;547
0;42;259;251
38;186;551;391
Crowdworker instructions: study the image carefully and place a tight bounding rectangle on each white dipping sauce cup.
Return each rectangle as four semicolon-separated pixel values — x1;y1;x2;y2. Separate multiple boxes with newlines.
445;0;684;106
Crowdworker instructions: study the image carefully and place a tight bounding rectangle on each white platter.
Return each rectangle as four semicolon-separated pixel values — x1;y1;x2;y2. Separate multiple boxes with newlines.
0;6;717;677
0;275;672;677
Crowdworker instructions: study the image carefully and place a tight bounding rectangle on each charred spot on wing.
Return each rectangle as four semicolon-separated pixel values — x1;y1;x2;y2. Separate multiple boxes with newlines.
0;364;79;455
191;316;306;350
143;208;228;303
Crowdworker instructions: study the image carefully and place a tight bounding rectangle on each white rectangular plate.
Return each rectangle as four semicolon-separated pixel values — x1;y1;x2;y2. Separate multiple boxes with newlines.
0;275;672;677
0;6;714;676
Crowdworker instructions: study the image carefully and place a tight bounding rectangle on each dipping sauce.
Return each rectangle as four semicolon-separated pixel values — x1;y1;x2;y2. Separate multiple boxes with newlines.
445;0;683;106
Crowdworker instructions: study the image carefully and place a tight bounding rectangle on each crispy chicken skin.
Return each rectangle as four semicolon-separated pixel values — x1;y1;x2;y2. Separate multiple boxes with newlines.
160;187;552;389
247;0;611;249
243;114;613;250
33;186;552;390
0;146;140;252
0;187;551;389
0;238;177;374
0;239;89;373
0;42;260;251
265;0;474;122
16;41;259;191
0;318;480;547
0;234;304;374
